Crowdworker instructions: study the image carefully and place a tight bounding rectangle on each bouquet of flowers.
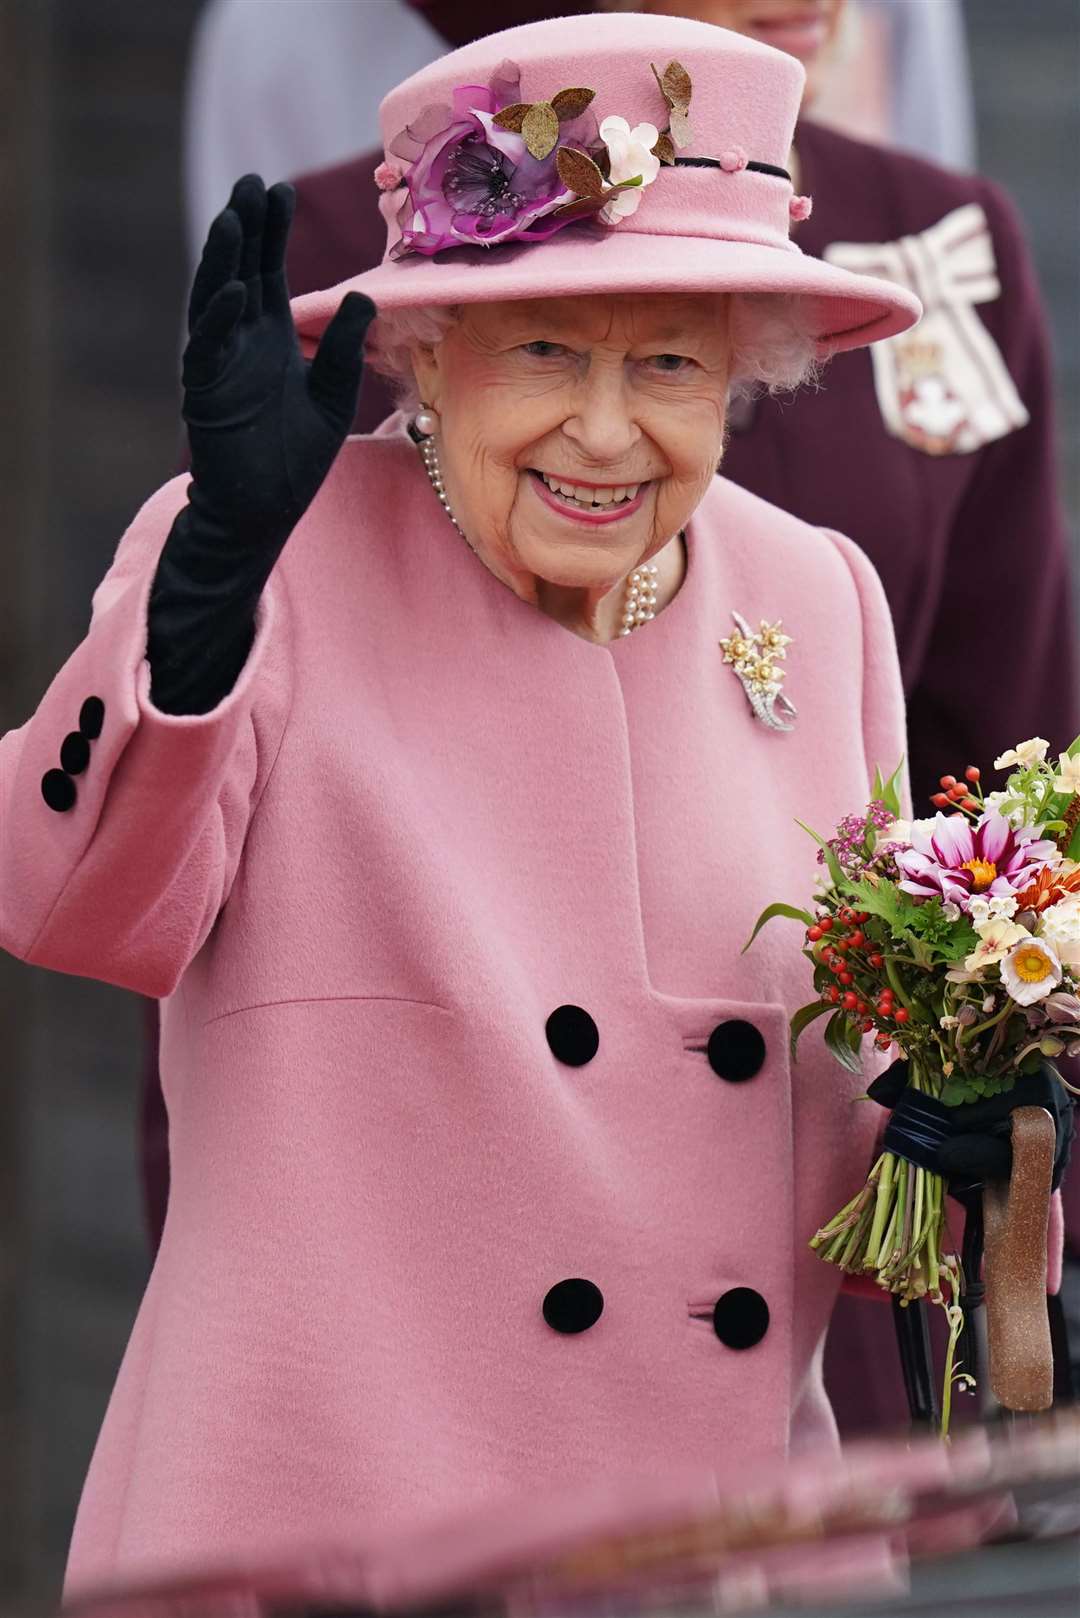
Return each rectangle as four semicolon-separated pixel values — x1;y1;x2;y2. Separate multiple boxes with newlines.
745;735;1080;1429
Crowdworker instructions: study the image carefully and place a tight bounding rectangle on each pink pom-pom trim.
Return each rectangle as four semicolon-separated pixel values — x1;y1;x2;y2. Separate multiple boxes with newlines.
789;194;813;222
719;147;748;174
374;161;404;192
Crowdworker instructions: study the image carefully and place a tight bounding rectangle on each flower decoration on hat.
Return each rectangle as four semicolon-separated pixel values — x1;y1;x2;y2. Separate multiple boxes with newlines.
380;54;787;259
719;612;797;732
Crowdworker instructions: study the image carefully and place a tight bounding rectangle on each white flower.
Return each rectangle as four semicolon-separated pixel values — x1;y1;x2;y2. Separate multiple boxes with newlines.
968;893;1019;927
880;817;912;845
1052;751;1080;794
1039;894;1080;970
598;115;661;222
1000;936;1063;1006
995;738;1049;771
941;901;962;922
964;917;1029;972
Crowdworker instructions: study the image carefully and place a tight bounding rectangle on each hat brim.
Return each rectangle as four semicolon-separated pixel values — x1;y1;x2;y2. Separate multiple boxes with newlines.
291;227;921;357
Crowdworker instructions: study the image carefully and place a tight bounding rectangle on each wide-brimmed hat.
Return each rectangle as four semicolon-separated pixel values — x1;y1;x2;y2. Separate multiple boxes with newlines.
291;12;921;355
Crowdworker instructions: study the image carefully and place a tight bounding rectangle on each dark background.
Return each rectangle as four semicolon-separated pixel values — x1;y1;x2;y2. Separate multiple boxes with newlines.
0;1;1077;1612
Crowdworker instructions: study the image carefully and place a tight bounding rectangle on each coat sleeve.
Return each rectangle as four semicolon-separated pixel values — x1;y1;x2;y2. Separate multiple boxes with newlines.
0;476;293;998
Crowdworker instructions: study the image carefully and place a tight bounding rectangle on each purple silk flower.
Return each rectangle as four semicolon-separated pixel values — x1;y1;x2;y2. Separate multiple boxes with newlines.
387;61;599;257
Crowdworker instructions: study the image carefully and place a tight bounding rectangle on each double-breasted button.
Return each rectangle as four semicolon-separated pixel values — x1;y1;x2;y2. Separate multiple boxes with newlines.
41;768;76;813
713;1287;770;1349
60;731;91;775
545;1005;599;1066
78;696;105;740
707;1019;766;1083
542;1278;604;1334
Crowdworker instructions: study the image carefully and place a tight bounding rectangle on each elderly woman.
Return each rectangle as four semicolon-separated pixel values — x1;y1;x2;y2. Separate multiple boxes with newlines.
2;12;934;1599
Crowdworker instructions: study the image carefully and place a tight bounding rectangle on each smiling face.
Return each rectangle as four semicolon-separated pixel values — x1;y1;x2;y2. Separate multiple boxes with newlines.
410;293;731;600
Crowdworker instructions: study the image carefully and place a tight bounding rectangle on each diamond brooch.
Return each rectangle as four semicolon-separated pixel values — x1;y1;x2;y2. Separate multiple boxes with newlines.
719;612;797;732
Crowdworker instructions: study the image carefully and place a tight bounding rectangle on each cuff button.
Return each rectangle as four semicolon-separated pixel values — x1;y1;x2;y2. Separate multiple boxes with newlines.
41;769;76;813
60;732;91;775
78;696;105;739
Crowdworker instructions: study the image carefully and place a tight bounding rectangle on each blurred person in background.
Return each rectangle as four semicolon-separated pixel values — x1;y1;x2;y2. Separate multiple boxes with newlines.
184;1;973;259
147;0;1079;1428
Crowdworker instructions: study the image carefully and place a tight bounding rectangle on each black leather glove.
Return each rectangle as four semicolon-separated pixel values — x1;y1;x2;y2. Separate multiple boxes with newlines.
148;174;376;714
868;1057;1075;1197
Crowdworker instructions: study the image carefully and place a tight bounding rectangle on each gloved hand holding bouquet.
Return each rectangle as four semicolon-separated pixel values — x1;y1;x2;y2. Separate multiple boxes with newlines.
746;736;1079;1431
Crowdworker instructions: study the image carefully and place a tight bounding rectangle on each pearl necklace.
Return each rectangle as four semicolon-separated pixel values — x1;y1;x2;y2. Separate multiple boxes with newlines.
416;433;659;636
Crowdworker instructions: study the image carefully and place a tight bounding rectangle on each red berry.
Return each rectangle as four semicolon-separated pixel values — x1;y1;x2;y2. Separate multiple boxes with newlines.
842;992;858;1010
807;926;823;941
940;775;957;789
948;785;966;800
869;953;884;969
875;1034;892;1051
838;970;854;985
819;917;834;932
965;765;981;783
829;986;841;1003
894;1007;910;1024
860;1018;874;1033
835;939;850;954
876;998;892;1015
931;792;950;808
849;929;865;949
962;797;979;812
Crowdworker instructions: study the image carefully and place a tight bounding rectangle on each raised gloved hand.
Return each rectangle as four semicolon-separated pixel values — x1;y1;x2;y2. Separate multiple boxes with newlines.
181;172;375;546
149;174;376;714
867;1057;1075;1200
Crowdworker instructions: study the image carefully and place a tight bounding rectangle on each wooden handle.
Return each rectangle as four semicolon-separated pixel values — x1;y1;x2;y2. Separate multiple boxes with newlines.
982;1105;1056;1412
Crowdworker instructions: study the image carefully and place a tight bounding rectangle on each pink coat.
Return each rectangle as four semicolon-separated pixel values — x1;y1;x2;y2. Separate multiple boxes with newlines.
1;429;910;1599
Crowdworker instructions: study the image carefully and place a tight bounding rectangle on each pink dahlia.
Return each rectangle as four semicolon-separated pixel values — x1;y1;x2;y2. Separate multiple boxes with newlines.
895;811;1058;912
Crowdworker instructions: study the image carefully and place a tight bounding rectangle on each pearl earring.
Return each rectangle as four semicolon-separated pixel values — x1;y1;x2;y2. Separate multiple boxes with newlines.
414;405;440;438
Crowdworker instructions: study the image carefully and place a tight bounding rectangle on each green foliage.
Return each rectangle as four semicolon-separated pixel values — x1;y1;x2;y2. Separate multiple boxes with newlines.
939;1068;1015;1107
789;999;832;1063
741;901;815;954
871;758;905;820
824;1008;864;1073
794;818;845;889
842;878;977;964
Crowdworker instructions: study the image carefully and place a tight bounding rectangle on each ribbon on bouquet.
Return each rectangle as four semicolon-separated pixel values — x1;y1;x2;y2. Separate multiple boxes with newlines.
825;202;1029;456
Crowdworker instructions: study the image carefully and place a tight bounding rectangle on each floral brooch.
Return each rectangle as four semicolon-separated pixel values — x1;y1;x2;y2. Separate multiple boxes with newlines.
719;613;797;732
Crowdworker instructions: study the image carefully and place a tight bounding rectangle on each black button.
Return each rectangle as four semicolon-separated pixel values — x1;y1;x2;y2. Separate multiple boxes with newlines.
542;1278;604;1334
707;1019;766;1083
78;696;105;739
713;1288;769;1349
41;769;76;813
545;1005;599;1066
59;731;91;775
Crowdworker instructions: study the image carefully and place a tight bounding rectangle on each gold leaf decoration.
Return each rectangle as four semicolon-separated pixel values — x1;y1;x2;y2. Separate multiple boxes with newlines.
661;60;692;111
551;86;596;121
668;107;693;150
492;102;530;133
551;194;608;222
652;131;676;165
556;146;604;198
521;101;561;159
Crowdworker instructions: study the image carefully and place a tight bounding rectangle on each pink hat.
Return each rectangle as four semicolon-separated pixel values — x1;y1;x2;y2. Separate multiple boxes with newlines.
291;12;921;355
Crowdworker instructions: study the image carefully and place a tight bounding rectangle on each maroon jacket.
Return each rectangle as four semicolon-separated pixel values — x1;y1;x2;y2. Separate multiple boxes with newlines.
142;118;1078;1429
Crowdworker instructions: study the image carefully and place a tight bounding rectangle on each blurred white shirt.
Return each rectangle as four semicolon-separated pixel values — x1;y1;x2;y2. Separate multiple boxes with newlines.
183;0;444;258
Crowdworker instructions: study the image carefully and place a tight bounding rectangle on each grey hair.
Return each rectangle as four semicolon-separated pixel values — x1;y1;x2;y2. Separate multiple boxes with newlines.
365;292;821;415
